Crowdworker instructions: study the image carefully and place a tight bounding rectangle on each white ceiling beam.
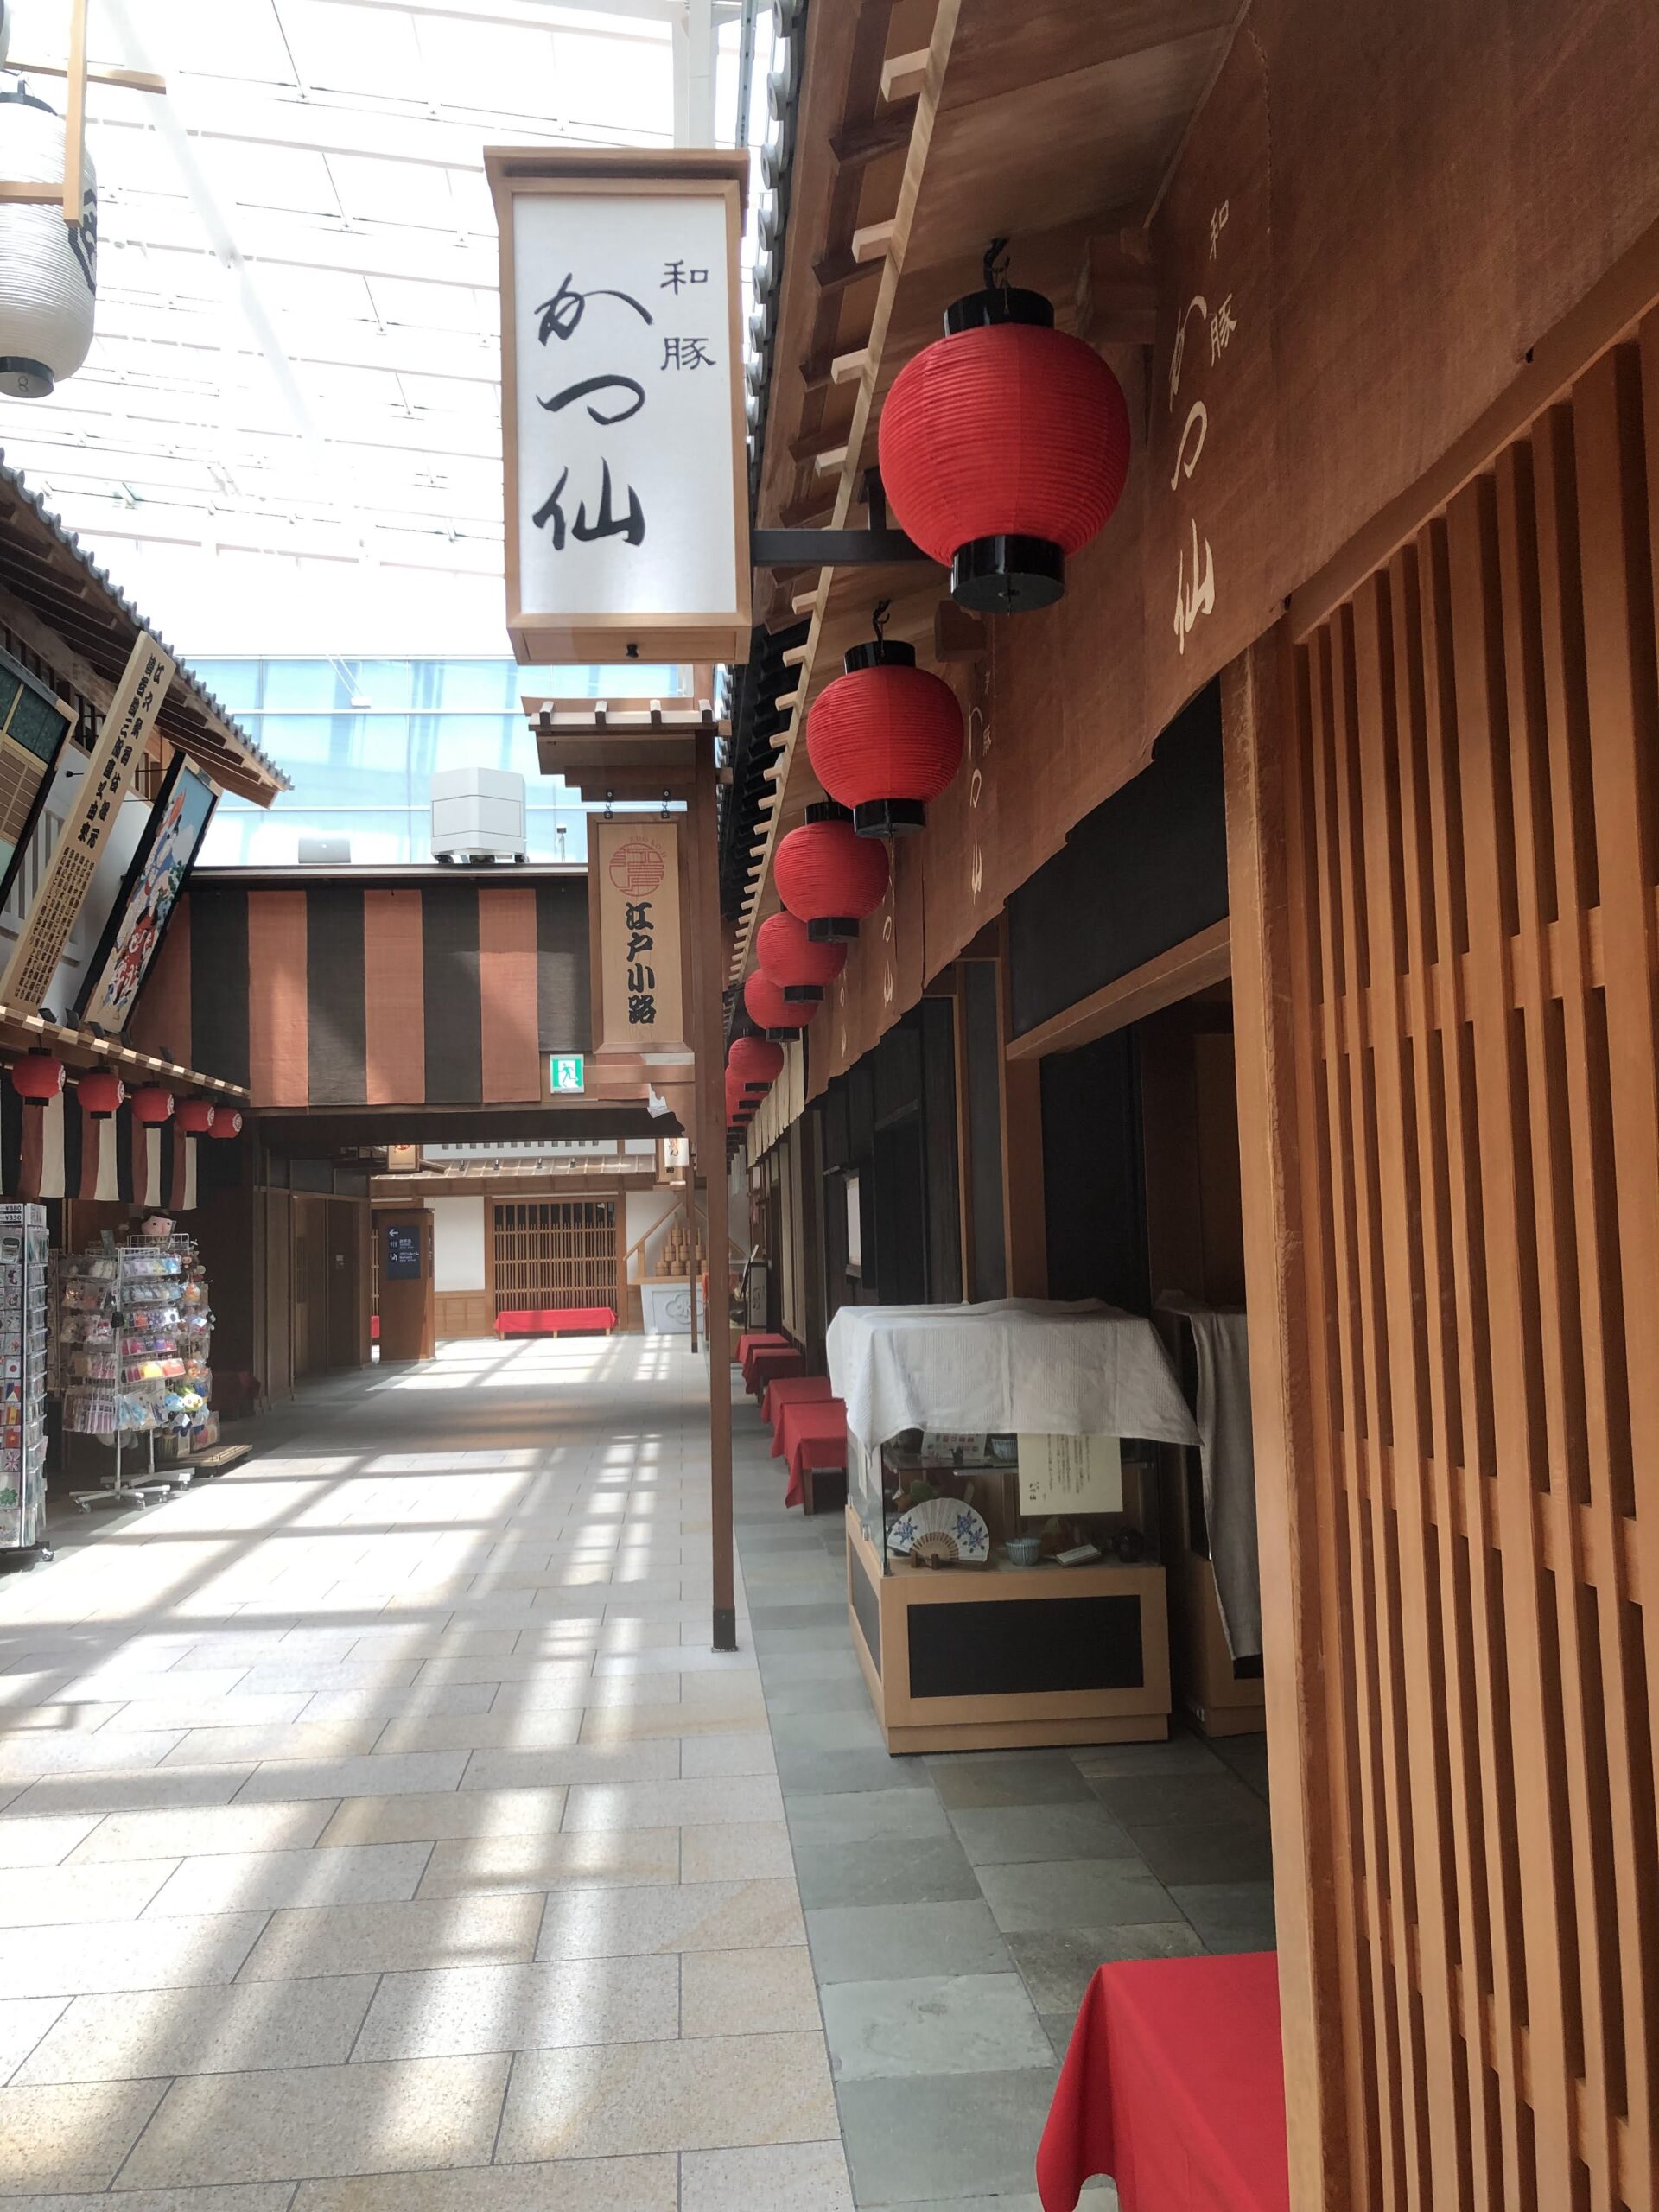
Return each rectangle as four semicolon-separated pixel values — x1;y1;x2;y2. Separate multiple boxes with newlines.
671;0;719;149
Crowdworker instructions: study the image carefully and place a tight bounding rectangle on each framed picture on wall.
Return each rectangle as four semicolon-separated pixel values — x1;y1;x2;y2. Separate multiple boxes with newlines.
845;1169;862;1280
74;753;218;1035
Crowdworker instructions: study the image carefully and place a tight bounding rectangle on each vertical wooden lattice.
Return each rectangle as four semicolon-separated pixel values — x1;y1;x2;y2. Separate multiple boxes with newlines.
492;1198;617;1317
1275;333;1659;2211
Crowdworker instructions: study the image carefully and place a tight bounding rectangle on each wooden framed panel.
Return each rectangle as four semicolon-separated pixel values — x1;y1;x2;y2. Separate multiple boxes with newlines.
1226;320;1659;2212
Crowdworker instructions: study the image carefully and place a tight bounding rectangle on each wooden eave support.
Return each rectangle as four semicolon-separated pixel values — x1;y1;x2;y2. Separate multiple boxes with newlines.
880;48;929;103
1077;231;1158;349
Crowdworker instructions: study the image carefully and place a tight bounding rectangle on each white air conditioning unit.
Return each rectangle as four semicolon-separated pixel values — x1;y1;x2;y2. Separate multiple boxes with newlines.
431;766;525;864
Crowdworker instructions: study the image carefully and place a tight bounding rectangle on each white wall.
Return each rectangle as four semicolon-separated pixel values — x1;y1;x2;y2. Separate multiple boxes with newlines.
429;1197;487;1292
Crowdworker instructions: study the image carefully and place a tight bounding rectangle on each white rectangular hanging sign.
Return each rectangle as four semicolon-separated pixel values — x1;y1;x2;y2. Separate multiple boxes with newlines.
486;149;751;667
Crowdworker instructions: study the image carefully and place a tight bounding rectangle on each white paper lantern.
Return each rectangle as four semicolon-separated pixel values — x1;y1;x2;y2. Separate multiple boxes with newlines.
0;88;97;399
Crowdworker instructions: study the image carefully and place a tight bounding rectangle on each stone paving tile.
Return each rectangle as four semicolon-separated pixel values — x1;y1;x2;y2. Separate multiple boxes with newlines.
679;2141;853;2212
497;2031;836;2161
679;1821;796;1881
975;1856;1182;1936
804;1900;1014;1987
118;2054;511;2187
559;1775;784;1831
235;1751;470;1803
1;1767;258;1820
535;1877;806;1961
290;2159;677;2212
0;2076;168;2195
0;1997;67;2082
238;1891;543;1981
0;1858;177;1927
352;1953;679;2060
14;1976;379;2084
315;1786;568;1849
835;2067;1061;2206
680;1945;821;2037
144;1840;432;1917
789;1833;982;1915
418;1826;679;1898
67;1800;336;1863
0;1912;270;1999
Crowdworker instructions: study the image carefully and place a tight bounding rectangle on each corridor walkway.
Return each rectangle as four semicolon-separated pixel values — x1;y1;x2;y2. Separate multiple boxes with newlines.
0;1337;1269;2208
0;1336;844;2209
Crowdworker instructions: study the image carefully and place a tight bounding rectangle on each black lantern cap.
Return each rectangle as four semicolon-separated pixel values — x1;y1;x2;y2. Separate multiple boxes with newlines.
804;799;852;824
951;535;1065;614
853;798;926;838
763;1026;804;1043
944;284;1054;334
781;983;824;1003
842;637;915;674
806;915;860;942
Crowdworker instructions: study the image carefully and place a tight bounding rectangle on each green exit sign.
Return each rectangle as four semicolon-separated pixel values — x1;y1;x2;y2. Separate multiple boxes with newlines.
550;1053;585;1094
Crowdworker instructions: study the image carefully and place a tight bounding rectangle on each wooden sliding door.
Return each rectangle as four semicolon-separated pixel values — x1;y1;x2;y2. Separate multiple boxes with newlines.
1229;330;1659;2210
491;1198;617;1319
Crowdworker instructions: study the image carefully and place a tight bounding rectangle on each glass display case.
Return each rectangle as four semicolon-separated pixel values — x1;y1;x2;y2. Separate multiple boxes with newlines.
849;1427;1163;1577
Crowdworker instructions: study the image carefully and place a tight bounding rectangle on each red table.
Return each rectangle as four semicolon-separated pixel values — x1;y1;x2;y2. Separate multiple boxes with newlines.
780;1395;847;1510
764;1373;835;1450
747;1343;805;1397
1036;1953;1288;2212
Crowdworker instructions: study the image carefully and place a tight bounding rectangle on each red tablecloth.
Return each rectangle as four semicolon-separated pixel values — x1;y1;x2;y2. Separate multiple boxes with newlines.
494;1306;615;1338
737;1330;785;1371
781;1396;847;1509
747;1344;805;1397
1036;1953;1287;2212
764;1374;835;1451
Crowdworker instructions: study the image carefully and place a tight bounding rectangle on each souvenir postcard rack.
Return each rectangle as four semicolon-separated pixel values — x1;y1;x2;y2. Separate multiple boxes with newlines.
59;1233;215;1510
0;1203;51;1564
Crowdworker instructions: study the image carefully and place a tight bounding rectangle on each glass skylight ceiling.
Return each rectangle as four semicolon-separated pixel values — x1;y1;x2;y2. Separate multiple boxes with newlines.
0;0;766;655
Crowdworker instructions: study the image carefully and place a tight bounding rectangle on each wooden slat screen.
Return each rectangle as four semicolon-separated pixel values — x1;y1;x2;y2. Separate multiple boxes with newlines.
1237;327;1659;2210
492;1198;617;1318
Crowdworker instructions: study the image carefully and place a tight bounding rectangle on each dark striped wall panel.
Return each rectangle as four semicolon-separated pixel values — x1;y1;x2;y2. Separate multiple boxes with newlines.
126;880;593;1109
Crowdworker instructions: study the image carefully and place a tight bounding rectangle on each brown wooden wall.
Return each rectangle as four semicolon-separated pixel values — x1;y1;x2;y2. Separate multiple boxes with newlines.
1229;328;1659;2211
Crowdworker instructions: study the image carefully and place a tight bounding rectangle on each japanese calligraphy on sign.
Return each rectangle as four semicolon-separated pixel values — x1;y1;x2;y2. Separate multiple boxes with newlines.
0;632;175;1014
487;153;751;664
589;817;684;1053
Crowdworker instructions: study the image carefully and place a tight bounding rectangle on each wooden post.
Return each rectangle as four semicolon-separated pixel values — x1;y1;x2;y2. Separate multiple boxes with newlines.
61;0;88;225
688;746;736;1650
1221;628;1348;2211
995;919;1047;1296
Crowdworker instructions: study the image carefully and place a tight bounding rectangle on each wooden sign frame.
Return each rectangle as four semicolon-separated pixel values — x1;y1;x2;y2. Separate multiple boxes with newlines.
485;147;752;667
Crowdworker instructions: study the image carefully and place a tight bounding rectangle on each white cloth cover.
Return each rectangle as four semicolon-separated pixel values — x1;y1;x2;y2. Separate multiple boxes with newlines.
825;1299;1200;1453
1163;1297;1262;1662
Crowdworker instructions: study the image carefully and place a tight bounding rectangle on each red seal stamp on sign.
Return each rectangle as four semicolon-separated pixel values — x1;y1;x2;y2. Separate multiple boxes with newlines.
607;840;666;896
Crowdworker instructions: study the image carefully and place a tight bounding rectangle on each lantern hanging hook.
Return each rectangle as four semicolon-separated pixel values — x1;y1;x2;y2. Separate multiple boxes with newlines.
983;236;1011;293
660;788;671;821
604;789;614;823
871;598;892;641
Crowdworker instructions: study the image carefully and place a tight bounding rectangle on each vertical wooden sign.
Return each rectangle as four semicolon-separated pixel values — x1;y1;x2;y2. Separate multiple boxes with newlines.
0;632;175;1014
485;148;751;665
588;817;685;1053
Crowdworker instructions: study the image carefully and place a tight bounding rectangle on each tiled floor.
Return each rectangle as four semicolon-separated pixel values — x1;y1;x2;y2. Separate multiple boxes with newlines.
730;1399;1274;2211
0;1337;1274;2212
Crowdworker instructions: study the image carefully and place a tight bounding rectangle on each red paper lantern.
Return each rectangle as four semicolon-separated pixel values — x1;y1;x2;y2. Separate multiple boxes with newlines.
879;280;1130;614
78;1071;125;1118
774;807;890;943
209;1108;244;1139
805;639;963;837
728;1034;785;1094
175;1098;215;1135
130;1085;175;1125
9;1052;64;1103
744;969;814;1040
755;912;848;1007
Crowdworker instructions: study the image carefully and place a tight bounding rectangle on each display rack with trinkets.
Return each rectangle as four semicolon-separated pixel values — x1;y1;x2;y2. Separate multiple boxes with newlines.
0;1203;51;1567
